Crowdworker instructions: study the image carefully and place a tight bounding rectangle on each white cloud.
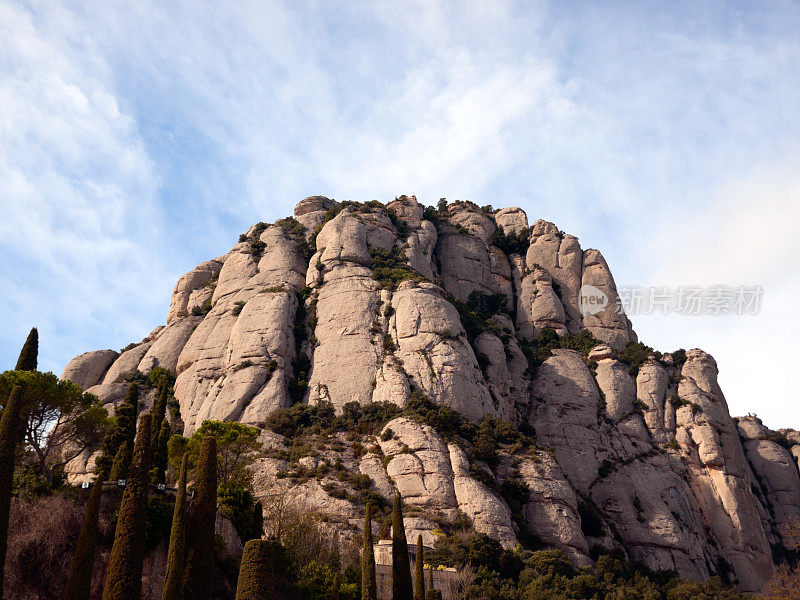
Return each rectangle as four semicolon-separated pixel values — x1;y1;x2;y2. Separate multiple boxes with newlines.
2;0;800;432
0;1;171;371
634;159;800;428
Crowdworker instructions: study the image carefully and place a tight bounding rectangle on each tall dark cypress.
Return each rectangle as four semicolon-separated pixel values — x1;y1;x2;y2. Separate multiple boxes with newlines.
234;539;286;600
150;376;168;455
251;501;263;541
102;413;152;600
117;384;139;448
424;569;441;600
182;436;217;600
361;504;377;600
65;468;109;600
95;428;117;476
152;419;170;485
108;384;139;480
414;535;424;600
14;327;38;371
391;494;413;600
0;386;24;600
109;444;131;482
162;454;188;600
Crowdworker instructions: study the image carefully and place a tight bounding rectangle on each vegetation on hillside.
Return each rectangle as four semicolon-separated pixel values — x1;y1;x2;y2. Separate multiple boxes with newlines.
0;317;791;600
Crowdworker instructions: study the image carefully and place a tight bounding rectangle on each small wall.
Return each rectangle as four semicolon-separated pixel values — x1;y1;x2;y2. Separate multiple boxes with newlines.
375;563;458;600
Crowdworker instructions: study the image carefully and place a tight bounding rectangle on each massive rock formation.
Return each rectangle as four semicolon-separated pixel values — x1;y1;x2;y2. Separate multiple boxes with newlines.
61;196;799;593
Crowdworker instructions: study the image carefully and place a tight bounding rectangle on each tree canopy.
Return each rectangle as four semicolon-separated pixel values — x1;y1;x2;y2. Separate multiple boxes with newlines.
0;370;111;486
168;420;260;487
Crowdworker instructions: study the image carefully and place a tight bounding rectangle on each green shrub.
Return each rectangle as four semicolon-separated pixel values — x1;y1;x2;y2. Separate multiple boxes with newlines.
763;430;794;451
368;245;429;289
266;401;337;438
218;481;262;542
500;477;529;513
191;297;213;316
338;402;402;436
488;227;530;256
614;341;658;377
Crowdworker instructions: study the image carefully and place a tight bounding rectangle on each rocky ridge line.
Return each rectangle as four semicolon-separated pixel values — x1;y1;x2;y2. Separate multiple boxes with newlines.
61;196;800;592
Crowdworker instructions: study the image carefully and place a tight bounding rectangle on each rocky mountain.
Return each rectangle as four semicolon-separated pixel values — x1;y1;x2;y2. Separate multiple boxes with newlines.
61;196;800;593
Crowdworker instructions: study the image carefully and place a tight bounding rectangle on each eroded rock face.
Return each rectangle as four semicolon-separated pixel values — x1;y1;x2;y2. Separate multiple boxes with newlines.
61;198;798;593
174;223;307;432
529;350;603;494
446;203;496;242
674;350;773;591
61;349;119;389
102;342;154;384
436;232;497;302
527;221;584;334
737;417;800;547
595;357;636;422
637;360;671;443
166;259;223;324
494;207;529;236
581;249;635;349
387;195;424;223
377;418;516;548
138;316;200;374
517;453;591;565
390;283;499;422
516;267;567;341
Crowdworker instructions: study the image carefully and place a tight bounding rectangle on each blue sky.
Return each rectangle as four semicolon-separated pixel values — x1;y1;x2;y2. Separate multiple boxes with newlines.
2;0;799;428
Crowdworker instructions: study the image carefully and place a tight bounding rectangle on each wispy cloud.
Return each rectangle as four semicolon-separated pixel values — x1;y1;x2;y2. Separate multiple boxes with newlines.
0;1;168;368
635;158;800;428
2;0;799;426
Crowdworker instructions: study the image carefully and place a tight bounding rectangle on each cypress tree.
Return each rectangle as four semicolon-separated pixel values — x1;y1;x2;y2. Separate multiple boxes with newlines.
109;443;131;482
251;501;263;541
234;538;289;600
182;436;217;600
65;469;109;600
95;428;117;476
162;454;189;600
102;413;152;600
391;494;413;600
117;383;139;449
108;384;139;480
414;535;424;600
424;570;441;600
0;386;24;600
150;376;168;455
14;327;38;371
361;504;377;600
151;419;170;485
